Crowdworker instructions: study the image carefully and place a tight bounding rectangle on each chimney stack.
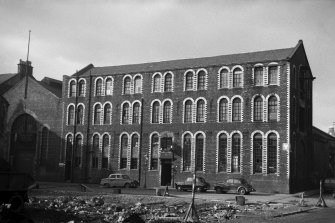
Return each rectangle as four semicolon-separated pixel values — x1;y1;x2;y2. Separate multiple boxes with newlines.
328;126;335;137
17;59;33;78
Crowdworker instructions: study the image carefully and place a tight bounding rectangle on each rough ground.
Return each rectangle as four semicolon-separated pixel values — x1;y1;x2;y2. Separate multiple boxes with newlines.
0;186;321;223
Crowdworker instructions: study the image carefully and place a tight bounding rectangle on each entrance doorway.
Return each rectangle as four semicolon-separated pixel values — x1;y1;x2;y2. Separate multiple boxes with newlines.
161;159;172;186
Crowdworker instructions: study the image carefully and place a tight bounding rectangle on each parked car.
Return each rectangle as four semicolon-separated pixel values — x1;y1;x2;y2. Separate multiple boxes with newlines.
100;174;138;188
214;178;255;195
323;178;335;193
175;177;210;192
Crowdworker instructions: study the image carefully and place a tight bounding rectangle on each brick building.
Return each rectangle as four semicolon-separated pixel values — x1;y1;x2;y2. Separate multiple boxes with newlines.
0;60;63;180
61;40;317;193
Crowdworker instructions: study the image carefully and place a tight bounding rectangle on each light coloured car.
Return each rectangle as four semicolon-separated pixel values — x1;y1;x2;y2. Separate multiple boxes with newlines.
100;174;138;188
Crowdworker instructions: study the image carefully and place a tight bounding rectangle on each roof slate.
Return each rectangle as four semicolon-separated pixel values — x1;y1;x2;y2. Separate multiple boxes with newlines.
0;73;16;85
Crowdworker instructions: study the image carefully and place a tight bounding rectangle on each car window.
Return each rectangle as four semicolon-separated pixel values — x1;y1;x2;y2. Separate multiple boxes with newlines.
186;177;193;182
109;175;116;179
122;175;130;179
234;179;241;184
116;175;121;179
227;179;233;184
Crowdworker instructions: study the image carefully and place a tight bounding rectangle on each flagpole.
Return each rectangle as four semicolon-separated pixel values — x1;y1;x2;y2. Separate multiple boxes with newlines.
24;30;31;99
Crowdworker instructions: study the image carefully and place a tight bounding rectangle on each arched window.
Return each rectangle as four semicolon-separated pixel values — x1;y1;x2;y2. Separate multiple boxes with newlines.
183;134;191;171
124;77;131;94
95;79;103;96
40;127;48;162
254;96;263;121
196;99;205;122
94;104;101;125
102;135;109;169
103;104;111;125
267;133;277;174
132;102;140;124
68;105;75;125
219;98;228;122
231;133;241;173
268;96;278;121
130;134;139;169
195;133;204;171
184;100;192;123
253;133;262;173
232;98;241;122
77;105;84;125
152;101;160;123
220;69;229;88
218;133;227;172
233;68;242;88
150;134;159;170
120;134;128;169
75;135;82;167
163;101;171;123
197;70;206;90
269;66;278;85
92;135;99;168
164;73;172;92
78;80;85;96
185;72;193;90
254;67;263;86
69;80;76;97
153;74;161;92
122;103;130;124
105;78;113;95
134;76;142;94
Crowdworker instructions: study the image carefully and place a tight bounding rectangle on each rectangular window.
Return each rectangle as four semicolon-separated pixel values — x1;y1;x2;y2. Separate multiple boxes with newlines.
254;67;263;86
269;66;278;85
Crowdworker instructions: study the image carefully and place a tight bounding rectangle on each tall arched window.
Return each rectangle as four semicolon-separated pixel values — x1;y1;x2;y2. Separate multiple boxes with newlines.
197;70;206;90
153;74;161;92
95;79;103;96
134;76;142;94
132;102;140;124
102;135;109;169
152;101;160;123
254;67;263;86
122;103;130;124
92;135;99;168
78;80;85;96
103;103;111;125
124;77;131;94
268;96;278;121
233;68;242;88
218;133;227;172
183;134;191;171
69;80;76;97
75;135;82;167
220;69;229;88
150;134;159;170
94;104;101;125
163;101;171;123
185;72;193;90
254;96;263;121
130;134;139;169
184;100;192;123
195;133;204;171
77;105;84;125
120;134;128;169
232;98;241;121
164;73;172;92
105;78;113;95
231;133;241;173
68;105;75;125
267;133;277;174
253;133;262;173
219;98;228;122
196;99;205;122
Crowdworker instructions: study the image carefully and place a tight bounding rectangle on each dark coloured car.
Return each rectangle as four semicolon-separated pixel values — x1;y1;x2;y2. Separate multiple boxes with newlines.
214;178;255;195
175;177;210;192
323;178;335;193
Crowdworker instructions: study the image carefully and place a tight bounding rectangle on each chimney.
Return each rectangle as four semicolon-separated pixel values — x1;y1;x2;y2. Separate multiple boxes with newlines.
17;59;33;78
328;126;335;137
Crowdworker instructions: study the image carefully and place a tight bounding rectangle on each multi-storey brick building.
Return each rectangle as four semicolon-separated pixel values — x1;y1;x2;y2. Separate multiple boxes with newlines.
61;40;316;193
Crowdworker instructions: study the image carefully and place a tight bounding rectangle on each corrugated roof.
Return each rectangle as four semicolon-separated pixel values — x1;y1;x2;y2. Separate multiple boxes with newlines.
0;73;16;85
92;47;295;75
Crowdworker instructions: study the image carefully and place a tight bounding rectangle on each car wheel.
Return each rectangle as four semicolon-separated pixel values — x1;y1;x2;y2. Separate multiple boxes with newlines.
177;185;183;191
104;183;110;188
216;188;223;194
238;188;246;195
124;183;130;188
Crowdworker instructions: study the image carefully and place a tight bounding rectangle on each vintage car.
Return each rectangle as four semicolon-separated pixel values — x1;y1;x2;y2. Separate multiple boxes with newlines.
214;178;255;195
175;177;210;192
100;174;138;188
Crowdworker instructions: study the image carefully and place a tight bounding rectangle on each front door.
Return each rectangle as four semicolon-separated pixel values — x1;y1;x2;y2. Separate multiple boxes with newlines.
161;159;172;186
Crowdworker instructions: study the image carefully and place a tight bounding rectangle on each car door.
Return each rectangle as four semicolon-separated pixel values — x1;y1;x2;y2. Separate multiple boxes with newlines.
232;179;241;192
226;179;235;192
185;178;193;190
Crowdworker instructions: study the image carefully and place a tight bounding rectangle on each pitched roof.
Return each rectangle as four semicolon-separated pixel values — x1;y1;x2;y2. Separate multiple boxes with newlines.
39;77;62;98
91;47;295;76
0;73;16;85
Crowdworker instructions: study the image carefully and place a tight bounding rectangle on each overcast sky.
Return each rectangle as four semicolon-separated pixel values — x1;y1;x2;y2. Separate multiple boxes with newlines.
0;0;335;132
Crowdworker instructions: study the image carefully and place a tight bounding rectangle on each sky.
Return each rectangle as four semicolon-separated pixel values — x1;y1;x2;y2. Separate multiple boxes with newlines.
0;0;335;132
